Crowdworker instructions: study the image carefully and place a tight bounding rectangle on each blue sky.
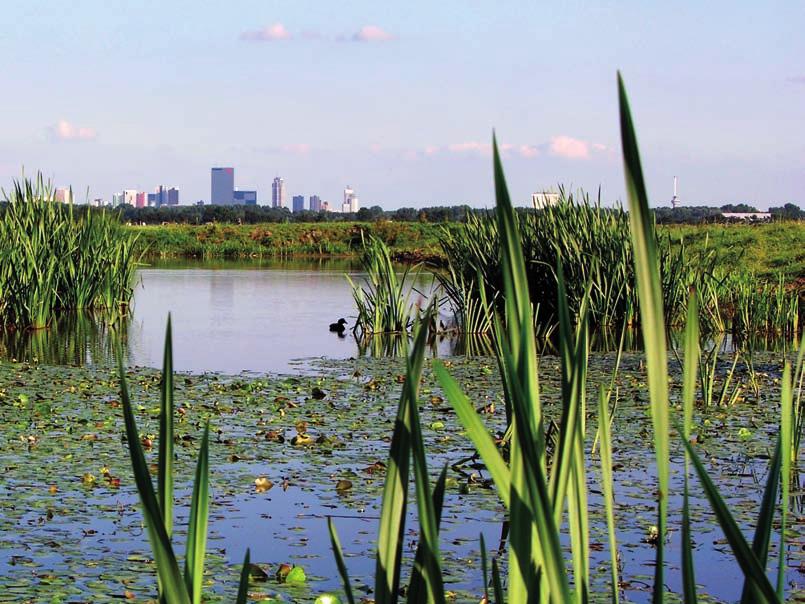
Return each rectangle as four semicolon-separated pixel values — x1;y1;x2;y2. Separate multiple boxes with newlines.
1;1;803;208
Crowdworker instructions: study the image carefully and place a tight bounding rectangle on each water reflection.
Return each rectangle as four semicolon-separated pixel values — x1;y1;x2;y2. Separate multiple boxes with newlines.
0;311;129;366
0;260;797;372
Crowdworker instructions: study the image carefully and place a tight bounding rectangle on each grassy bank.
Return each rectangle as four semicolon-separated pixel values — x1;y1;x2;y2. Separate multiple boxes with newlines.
663;221;805;281
130;219;804;280
131;221;450;262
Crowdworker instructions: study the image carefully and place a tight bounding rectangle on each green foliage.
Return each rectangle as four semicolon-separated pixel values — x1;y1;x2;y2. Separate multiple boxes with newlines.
118;317;250;603
348;234;421;335
0;174;139;329
437;188;800;340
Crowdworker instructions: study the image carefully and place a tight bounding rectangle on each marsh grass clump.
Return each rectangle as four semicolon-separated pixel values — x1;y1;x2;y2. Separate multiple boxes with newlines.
438;186;801;341
0;174;141;330
347;233;421;335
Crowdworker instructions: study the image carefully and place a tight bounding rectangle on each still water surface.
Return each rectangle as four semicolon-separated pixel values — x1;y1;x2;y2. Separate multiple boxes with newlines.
0;259;449;373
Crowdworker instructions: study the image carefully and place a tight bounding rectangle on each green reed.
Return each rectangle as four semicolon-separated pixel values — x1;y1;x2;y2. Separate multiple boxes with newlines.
119;317;251;603
0;174;141;329
348;233;420;335
437;179;800;342
121;75;801;603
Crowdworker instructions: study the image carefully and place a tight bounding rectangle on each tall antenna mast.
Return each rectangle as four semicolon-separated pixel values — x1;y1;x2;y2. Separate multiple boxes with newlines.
670;176;680;209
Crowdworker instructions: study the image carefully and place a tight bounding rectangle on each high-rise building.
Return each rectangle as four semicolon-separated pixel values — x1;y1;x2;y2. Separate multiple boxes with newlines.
54;187;73;204
147;193;157;206
233;190;257;205
292;195;305;212
211;167;235;205
90;198;104;207
309;195;321;212
167;187;179;206
344;185;359;213
321;200;331;212
135;192;146;208
112;192;124;207
272;177;286;208
123;189;138;206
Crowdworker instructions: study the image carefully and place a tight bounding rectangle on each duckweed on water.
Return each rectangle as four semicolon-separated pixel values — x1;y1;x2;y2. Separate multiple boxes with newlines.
0;350;801;602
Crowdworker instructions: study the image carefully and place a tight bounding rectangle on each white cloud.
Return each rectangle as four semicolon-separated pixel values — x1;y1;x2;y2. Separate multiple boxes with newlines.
240;23;292;41
49;119;96;141
352;25;394;42
549;135;590;160
447;141;490;155
281;143;311;155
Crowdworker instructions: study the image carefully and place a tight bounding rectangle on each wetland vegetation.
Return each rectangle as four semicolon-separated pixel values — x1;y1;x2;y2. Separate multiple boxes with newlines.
0;175;140;331
0;78;803;604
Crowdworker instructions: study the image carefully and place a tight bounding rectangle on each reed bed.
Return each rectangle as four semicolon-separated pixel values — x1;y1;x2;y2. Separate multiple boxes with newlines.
0;175;140;330
438;188;800;341
122;76;802;602
347;234;420;335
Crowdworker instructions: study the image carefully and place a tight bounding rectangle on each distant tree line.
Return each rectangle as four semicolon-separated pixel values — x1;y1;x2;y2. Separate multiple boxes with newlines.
654;203;804;224
113;203;479;225
0;200;801;225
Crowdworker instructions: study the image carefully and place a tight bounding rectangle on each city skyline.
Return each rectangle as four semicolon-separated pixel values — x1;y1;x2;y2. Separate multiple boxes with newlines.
1;2;803;209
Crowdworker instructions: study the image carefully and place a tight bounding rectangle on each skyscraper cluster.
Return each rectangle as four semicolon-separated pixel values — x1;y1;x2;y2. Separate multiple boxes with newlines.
211;167;257;206
209;168;359;213
110;185;179;208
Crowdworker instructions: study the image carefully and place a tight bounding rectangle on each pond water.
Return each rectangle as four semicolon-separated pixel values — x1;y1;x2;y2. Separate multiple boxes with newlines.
0;259;801;602
0;259;453;373
0;354;801;603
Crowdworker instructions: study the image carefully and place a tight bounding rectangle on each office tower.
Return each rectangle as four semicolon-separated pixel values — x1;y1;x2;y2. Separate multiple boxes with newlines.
344;185;359;213
233;190;258;205
112;192;124;207
123;189;138;206
54;187;73;204
272;177;285;207
135;192;146;208
167;187;179;206
147;193;157;206
211;167;235;205
292;195;305;212
309;195;321;212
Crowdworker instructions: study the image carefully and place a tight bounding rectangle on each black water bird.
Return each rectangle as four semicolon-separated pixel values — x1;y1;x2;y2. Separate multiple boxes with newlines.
329;318;347;333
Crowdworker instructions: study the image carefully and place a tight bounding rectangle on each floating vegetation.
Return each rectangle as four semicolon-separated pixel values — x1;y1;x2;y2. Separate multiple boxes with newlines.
0;174;141;330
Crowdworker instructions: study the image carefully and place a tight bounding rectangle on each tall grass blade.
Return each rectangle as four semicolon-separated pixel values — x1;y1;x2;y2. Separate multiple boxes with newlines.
118;353;190;604
681;294;699;604
327;518;356;604
480;534;490;604
433;363;511;508
680;434;780;603
618;72;670;604
407;464;448;603
776;363;793;598
373;313;429;604
158;316;175;539
597;386;619;604
184;423;210;604
491;557;505;604
235;549;251;604
493;137;570;603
